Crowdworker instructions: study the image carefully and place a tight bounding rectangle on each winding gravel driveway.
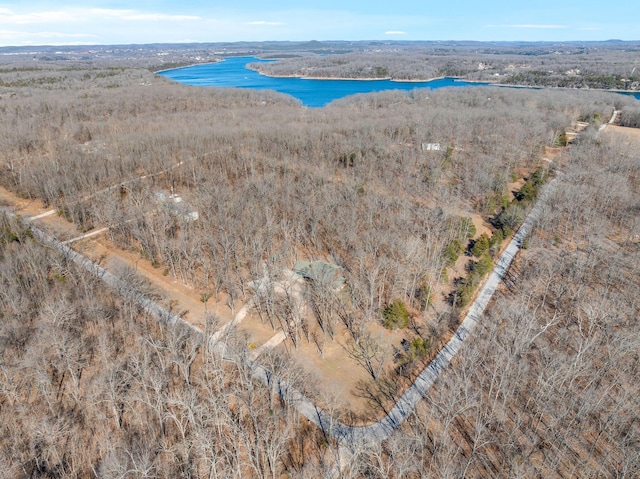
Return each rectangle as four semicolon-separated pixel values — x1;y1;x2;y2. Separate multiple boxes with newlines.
6;109;597;445
252;176;560;443
1;110;615;463
0;171;558;445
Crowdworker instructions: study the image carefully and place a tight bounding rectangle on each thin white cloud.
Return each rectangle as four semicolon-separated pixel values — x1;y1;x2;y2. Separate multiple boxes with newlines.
122;13;200;21
485;24;569;29
89;8;134;17
90;9;200;21
385;30;407;35
0;8;200;25
36;31;96;38
246;21;285;26
0;7;205;45
0;29;94;40
0;9;82;24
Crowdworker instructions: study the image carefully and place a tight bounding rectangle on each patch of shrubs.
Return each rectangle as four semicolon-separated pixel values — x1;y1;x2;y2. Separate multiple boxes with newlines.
406;337;430;362
382;299;409;330
488;229;504;252
470;234;490;257
453;253;494;308
492;203;524;237
444;239;464;266
514;167;547;203
473;253;494;276
489;167;548;239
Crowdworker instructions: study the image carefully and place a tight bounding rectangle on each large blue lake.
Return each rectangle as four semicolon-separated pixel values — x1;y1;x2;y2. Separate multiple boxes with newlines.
158;56;640;107
158;56;489;107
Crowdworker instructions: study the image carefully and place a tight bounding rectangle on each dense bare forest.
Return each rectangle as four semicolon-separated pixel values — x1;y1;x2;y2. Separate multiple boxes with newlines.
0;50;639;477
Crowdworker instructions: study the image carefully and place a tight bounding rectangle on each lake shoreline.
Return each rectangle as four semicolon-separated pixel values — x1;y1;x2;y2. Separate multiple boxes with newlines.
248;66;451;83
154;59;224;74
242;63;640;96
157;57;640;106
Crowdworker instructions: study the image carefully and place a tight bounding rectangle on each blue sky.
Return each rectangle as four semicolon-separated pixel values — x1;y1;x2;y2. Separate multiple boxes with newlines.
0;1;637;46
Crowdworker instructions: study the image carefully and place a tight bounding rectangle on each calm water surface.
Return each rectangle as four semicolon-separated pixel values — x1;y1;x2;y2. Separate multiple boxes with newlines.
158;56;489;107
159;56;640;107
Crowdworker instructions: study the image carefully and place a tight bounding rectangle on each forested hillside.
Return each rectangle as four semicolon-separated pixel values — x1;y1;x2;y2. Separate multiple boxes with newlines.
0;56;639;477
248;42;640;90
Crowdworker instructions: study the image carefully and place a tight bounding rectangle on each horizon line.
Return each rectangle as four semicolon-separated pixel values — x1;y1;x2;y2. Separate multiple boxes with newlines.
0;38;638;49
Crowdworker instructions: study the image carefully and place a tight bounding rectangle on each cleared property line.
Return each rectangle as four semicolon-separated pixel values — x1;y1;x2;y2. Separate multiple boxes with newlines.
207;299;256;358
62;226;110;244
248;330;287;361
609;109;620;124
599;108;620;132
28;209;56;220
75;160;185;205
